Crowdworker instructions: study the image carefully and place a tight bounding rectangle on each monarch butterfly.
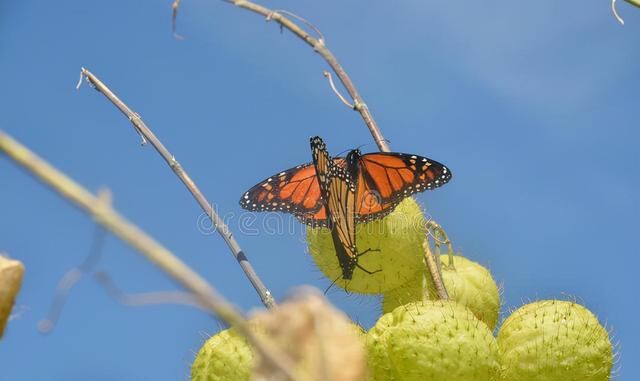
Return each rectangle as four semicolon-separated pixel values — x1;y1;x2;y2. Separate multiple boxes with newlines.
239;136;452;278
309;137;378;279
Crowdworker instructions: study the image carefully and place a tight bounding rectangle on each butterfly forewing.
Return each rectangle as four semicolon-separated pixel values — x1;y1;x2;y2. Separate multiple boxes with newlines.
354;152;452;222
239;162;323;214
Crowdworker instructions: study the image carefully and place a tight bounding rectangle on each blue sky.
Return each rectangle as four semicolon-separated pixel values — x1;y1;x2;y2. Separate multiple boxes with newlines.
1;1;638;380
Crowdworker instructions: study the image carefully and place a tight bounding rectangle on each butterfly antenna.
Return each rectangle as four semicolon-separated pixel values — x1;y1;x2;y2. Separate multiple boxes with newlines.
355;139;391;153
324;274;342;295
334;147;353;157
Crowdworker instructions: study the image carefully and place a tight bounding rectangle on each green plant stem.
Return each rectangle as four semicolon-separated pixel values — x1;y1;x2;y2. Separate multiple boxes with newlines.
422;238;448;300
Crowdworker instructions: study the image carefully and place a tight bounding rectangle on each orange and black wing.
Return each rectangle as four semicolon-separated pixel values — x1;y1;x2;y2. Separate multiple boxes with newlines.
354;152;452;222
239;158;346;227
239;162;323;217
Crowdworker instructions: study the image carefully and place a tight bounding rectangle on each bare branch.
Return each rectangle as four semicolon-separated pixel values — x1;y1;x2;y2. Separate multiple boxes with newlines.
614;0;640;24
77;67;275;309
38;224;107;334
0;131;299;380
227;0;391;152
93;271;206;310
266;9;325;45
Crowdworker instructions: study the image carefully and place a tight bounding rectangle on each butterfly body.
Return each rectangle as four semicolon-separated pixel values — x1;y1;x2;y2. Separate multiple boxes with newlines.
311;138;368;279
239;136;452;279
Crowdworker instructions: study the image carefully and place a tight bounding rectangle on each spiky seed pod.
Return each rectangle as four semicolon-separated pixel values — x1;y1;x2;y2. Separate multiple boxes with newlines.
307;198;427;294
367;300;501;381
191;328;253;381
497;300;613;381
382;255;501;330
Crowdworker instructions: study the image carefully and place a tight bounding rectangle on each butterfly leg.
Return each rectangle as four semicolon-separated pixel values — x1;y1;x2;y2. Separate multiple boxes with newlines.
355;262;382;275
356;247;380;258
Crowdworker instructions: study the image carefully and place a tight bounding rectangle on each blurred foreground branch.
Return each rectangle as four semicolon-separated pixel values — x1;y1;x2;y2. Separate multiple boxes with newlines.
0;131;299;380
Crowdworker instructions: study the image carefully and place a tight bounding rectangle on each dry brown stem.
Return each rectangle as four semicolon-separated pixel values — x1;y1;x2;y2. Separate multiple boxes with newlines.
0;131;298;380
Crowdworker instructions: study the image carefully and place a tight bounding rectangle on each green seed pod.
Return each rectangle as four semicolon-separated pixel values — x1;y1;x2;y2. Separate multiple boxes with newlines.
191;328;253;381
367;300;501;381
306;198;427;294
382;255;501;330
497;300;613;381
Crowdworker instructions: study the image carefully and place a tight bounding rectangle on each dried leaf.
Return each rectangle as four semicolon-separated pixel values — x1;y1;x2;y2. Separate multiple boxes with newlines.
0;254;25;338
251;287;366;381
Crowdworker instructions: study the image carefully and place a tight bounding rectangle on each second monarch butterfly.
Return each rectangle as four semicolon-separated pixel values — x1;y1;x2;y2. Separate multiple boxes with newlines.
310;137;379;279
239;136;452;279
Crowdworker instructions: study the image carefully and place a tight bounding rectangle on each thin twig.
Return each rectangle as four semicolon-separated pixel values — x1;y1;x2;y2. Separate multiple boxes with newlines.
267;9;325;44
227;0;391;152
323;71;354;109
0;131;299;380
77;68;275;309
613;0;625;24
615;0;640;24
38;223;107;334
93;271;207;310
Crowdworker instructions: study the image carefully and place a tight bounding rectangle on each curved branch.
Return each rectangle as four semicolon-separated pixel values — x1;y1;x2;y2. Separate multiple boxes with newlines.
228;0;391;152
78;68;275;309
